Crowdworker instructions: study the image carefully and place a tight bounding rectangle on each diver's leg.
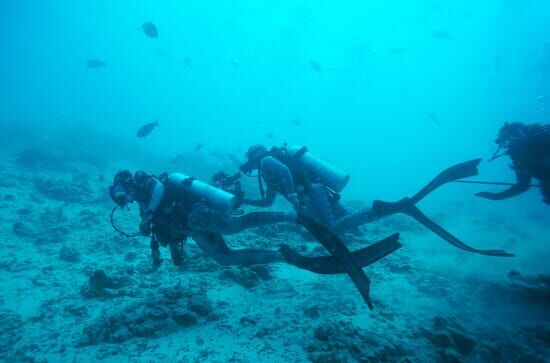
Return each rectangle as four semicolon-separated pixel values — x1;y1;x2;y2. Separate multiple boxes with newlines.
150;238;161;267
187;203;295;235
305;184;339;228
305;184;376;233
169;241;184;266
332;207;379;233
192;232;285;266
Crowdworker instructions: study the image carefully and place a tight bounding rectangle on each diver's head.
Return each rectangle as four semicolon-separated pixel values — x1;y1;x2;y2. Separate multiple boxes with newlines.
495;122;528;149
239;144;268;174
109;170;136;208
489;122;529;162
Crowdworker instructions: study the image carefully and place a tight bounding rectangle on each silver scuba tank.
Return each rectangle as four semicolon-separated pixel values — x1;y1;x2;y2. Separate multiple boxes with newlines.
167;173;236;213
285;145;350;192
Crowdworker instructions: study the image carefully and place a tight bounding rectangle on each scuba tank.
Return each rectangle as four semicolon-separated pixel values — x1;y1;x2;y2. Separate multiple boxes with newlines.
167;173;237;214
285;145;350;193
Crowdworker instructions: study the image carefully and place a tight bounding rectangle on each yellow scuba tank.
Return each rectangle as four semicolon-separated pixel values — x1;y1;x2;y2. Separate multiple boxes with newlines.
285;145;350;192
167;173;237;213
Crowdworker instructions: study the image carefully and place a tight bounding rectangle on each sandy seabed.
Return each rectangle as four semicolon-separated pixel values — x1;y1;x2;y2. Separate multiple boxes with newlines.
1;149;549;363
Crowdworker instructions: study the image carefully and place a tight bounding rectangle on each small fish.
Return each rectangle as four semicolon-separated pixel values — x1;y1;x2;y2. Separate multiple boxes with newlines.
428;113;441;127
265;132;274;139
309;60;322;73
183;57;192;68
292;118;302;126
137;120;159;138
194;143;204;152
432;30;454;40
536;96;545;102
87;59;107;68
142;22;158;38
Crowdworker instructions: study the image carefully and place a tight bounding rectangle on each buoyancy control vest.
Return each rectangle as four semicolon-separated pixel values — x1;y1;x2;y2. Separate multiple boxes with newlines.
270;145;350;193
164;173;237;214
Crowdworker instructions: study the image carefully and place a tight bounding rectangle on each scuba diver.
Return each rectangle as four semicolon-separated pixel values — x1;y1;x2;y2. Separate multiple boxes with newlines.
110;170;292;267
109;169;404;309
239;144;514;257
476;122;550;204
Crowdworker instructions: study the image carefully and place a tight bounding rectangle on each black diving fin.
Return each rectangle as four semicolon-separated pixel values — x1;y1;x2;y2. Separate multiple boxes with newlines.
410;158;482;205
280;232;402;275
372;158;514;257
404;205;514;257
296;214;377;309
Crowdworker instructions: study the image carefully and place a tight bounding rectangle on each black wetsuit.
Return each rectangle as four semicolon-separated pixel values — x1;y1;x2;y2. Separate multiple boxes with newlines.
479;125;550;204
134;173;295;266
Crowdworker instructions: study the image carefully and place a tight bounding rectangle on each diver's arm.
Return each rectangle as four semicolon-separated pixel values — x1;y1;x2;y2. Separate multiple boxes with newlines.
146;178;164;213
140;178;164;235
475;171;531;200
264;157;296;196
261;157;300;210
242;188;276;207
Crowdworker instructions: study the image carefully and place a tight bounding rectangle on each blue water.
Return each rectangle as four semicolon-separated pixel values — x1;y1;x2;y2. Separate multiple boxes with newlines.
0;1;548;362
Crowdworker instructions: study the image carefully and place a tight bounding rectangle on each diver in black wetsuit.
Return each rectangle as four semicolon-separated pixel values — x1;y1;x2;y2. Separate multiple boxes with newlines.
238;144;514;257
108;170;401;272
476;122;550;204
109;170;295;267
239;144;368;233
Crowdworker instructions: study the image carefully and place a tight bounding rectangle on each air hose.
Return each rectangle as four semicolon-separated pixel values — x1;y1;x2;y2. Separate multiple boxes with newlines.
110;206;141;238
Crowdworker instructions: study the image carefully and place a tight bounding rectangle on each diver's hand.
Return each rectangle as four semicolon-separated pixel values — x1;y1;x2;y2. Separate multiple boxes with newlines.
139;213;153;236
140;222;152;236
475;192;499;200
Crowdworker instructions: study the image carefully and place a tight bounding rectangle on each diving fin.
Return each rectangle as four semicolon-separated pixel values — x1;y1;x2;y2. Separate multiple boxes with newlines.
404;205;514;257
372;158;483;218
410;158;482;205
280;233;402;275
297;214;376;309
371;158;514;257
